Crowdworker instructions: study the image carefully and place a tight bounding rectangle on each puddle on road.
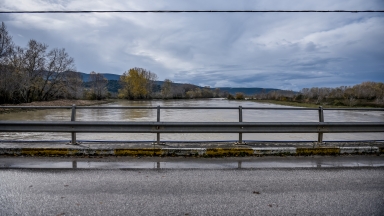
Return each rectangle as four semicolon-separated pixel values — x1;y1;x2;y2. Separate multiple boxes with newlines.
1;159;384;169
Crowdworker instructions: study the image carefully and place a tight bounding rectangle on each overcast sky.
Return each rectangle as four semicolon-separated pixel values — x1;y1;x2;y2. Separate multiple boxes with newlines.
1;0;384;90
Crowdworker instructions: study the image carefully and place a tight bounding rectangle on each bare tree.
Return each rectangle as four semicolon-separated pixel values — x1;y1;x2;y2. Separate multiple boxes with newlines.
0;22;81;104
62;71;83;99
37;48;76;100
20;40;48;102
0;22;14;60
1;46;25;103
89;71;108;100
0;22;15;103
161;79;173;99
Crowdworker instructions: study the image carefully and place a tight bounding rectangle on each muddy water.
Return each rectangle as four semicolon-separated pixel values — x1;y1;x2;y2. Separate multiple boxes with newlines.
0;99;383;142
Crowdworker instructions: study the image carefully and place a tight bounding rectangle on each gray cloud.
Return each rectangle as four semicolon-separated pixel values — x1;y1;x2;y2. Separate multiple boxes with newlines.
1;0;384;91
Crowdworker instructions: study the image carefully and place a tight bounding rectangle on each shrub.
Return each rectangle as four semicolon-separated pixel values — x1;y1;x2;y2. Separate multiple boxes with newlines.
235;93;245;100
227;94;235;100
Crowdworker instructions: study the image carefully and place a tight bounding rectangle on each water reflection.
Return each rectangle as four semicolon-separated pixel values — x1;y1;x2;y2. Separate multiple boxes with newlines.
77;108;155;122
0;98;383;141
238;161;242;169
4;159;384;169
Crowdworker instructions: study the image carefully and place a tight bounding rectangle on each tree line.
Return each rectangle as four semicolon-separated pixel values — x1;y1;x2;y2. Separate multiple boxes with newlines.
116;67;225;100
81;68;226;100
252;82;384;107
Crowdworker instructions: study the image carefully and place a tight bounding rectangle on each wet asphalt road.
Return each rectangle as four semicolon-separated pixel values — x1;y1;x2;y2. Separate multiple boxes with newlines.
0;157;384;215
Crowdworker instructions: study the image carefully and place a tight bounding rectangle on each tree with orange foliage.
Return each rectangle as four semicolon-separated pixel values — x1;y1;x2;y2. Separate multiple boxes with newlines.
118;67;157;99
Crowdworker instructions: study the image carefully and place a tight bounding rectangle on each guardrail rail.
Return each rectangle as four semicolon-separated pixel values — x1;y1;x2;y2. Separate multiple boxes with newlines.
0;105;383;145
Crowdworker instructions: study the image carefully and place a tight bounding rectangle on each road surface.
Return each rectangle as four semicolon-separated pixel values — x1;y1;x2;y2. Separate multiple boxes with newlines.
0;156;383;215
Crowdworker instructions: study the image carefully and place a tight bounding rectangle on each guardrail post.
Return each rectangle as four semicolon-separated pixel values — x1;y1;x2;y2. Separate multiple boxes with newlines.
71;104;77;145
318;106;324;144
236;106;244;144
156;105;161;145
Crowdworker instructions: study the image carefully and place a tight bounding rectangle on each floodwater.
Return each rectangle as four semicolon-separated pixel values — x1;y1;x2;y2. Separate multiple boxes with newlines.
0;99;383;142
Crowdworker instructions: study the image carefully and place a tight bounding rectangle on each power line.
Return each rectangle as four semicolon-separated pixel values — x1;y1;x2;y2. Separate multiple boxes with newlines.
1;10;384;14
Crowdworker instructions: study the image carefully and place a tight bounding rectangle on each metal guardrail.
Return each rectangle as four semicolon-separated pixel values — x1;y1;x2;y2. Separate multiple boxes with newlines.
0;105;383;145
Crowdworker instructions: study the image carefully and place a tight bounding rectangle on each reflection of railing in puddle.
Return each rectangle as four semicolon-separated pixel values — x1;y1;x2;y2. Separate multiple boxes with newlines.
68;160;380;169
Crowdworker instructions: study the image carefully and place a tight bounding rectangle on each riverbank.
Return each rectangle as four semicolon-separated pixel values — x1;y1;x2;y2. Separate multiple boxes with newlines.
0;99;113;114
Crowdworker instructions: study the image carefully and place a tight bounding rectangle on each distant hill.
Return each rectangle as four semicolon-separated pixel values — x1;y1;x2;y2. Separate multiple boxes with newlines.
217;87;280;95
78;72;120;81
77;72;288;95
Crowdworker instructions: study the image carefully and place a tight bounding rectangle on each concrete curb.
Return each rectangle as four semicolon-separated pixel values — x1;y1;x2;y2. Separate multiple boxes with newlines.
0;146;382;157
